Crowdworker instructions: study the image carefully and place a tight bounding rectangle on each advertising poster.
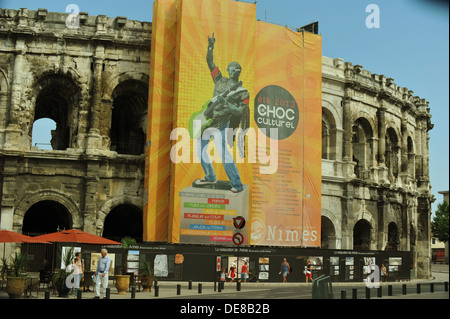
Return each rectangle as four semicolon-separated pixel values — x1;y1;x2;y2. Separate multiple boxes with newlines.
168;0;256;245
143;0;178;242
144;0;322;248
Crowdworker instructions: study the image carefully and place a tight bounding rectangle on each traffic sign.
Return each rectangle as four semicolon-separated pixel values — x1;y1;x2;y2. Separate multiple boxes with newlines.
216;256;221;271
232;232;245;246
233;216;246;230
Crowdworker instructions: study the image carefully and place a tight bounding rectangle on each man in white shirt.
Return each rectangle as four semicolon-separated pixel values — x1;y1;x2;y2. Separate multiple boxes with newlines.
94;248;111;299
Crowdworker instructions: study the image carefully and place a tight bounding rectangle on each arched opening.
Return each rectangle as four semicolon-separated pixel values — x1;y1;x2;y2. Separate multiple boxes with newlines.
385;127;399;180
22;200;72;235
103;204;143;242
321;216;336;249
353;219;371;250
386;222;399;251
322;108;337;160
351;118;374;178
32;74;80;150
31;118;56;150
110;80;147;155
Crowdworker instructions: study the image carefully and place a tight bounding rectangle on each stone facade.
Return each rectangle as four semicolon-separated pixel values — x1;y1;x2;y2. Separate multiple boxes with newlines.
0;8;150;243
0;9;433;278
321;57;434;278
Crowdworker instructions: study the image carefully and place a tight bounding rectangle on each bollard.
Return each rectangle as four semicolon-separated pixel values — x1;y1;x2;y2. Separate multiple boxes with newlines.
341;290;346;299
388;285;393;296
237;281;241;291
45;291;50;299
377;287;382;298
445;282;448;292
417;283;421;294
365;287;370;299
77;289;82;299
218;282;222;292
188;280;192;290
106;288;111;299
221;281;225;291
352;288;357;299
430;283;434;293
154;285;159;297
214;280;217;292
177;284;181;295
402;284;407;295
131;286;136;299
198;283;202;294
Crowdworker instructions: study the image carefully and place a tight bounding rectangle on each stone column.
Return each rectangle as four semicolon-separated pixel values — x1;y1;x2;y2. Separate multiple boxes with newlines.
4;38;28;150
86;44;105;152
377;105;386;164
342;95;352;162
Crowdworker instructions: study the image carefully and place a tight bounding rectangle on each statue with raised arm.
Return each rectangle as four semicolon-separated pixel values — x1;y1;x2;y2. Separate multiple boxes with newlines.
190;33;250;195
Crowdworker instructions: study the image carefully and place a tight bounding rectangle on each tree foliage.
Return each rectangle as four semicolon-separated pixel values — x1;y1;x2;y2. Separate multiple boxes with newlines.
432;201;449;243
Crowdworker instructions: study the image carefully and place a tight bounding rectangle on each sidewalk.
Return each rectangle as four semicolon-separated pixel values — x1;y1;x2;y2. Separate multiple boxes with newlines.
1;264;448;300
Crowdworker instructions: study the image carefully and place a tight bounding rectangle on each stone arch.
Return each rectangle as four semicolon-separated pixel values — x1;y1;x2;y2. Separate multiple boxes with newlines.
406;135;415;177
14;190;82;233
321;209;341;249
29;69;83;150
352;211;376;250
322;102;340;160
386;126;400;179
351;116;375;177
109;78;148;155
102;71;149;101
0;68;9;136
96;195;143;237
385;221;400;251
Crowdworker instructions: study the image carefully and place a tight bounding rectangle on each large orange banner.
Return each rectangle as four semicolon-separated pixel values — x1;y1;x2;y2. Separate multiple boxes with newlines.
144;0;322;248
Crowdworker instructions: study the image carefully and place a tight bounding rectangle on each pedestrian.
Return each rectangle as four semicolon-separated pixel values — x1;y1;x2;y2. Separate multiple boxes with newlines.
280;258;290;283
220;268;227;282
72;252;84;298
240;261;248;283
381;264;388;282
94;248;111;299
304;260;313;283
229;265;236;282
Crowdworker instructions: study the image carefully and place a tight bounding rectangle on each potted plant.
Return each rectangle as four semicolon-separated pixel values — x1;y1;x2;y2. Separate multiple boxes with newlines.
6;252;27;298
140;260;154;292
115;237;136;295
52;247;74;298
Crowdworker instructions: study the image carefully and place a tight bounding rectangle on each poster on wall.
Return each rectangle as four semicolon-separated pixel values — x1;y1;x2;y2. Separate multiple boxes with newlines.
144;0;322;248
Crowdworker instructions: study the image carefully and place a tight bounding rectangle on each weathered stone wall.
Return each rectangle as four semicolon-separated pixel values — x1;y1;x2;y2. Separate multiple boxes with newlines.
321;56;434;278
0;9;150;243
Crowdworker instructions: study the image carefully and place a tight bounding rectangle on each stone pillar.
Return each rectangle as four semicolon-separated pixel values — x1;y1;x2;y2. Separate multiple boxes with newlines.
342;95;352;162
83;162;100;235
4;38;28;150
86;44;105;152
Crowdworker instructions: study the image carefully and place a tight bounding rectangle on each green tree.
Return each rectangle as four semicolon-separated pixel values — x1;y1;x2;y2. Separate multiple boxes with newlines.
432;201;449;243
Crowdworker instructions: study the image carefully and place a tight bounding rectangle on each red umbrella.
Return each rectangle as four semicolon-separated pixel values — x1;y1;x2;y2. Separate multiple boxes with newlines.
0;230;50;244
0;229;50;258
33;229;121;245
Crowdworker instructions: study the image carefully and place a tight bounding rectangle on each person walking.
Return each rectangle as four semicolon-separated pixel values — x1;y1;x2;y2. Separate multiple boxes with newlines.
280;258;290;283
229;265;236;282
240;261;248;283
72;252;84;298
381;264;388;282
94;248;111;299
304;260;313;283
220;268;227;282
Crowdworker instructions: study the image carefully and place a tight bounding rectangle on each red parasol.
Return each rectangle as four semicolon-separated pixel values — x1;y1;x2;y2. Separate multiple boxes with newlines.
0;230;50;244
33;229;121;245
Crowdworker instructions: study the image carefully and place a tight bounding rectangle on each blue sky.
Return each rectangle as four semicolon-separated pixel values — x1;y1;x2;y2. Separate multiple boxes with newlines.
1;0;448;213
